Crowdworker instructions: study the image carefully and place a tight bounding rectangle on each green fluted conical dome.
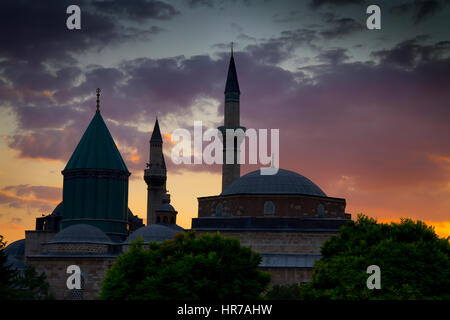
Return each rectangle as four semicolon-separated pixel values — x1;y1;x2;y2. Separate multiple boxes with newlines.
65;111;129;172
61;107;130;241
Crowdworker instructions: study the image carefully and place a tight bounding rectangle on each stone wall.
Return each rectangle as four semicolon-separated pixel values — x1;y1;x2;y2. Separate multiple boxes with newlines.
198;194;346;218
45;243;109;254
24;231;57;261
260;267;313;286
27;257;115;300
196;230;336;255
196;230;336;286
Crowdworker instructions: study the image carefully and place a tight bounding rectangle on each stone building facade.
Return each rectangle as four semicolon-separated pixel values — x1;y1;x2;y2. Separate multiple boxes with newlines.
4;52;352;299
191;52;351;286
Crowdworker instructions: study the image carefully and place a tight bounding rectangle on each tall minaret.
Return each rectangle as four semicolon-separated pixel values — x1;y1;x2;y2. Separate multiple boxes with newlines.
219;46;245;192
144;119;167;225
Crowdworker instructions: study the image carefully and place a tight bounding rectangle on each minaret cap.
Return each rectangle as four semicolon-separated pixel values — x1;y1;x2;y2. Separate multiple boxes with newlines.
150;118;163;142
224;47;240;94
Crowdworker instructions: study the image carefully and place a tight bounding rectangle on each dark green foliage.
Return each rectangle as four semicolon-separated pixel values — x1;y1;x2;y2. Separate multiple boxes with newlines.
301;215;450;300
100;232;271;300
0;235;17;300
13;266;54;300
0;235;53;300
265;283;302;300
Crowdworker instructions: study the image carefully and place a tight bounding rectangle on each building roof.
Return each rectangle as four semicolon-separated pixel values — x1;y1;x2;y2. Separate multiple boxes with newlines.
4;239;27;270
51;202;63;216
49;224;112;244
125;224;179;244
191;216;348;231
64;111;129;172
224;54;240;93
221;168;327;197
157;203;177;212
4;239;25;259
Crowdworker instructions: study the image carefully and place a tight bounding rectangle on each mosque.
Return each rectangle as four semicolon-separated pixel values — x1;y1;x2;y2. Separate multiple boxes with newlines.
4;51;351;299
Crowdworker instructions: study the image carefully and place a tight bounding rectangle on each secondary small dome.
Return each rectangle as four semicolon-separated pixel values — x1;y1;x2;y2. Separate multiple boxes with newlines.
50;224;112;244
221;168;327;197
157;203;176;212
126;224;178;244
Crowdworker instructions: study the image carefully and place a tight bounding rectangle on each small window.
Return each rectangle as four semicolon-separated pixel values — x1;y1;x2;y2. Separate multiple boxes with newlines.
163;216;168;223
216;203;223;216
317;204;325;218
264;201;275;215
156;216;161;223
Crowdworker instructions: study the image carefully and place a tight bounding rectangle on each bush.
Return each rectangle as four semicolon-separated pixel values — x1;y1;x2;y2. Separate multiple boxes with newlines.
100;231;271;300
301;215;450;300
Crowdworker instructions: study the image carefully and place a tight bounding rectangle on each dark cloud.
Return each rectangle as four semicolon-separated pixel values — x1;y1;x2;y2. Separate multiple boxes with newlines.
310;0;365;9
244;29;318;64
7;127;83;162
240;15;361;65
2;185;61;202
316;48;350;65
390;0;448;24
184;0;252;8
373;36;450;68
0;185;60;214
272;10;301;23
0;0;165;65
320;15;363;39
91;0;180;21
0;61;82;93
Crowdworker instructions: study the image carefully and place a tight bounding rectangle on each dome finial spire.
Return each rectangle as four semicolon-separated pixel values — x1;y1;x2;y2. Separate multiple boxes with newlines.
96;88;100;113
231;41;234;57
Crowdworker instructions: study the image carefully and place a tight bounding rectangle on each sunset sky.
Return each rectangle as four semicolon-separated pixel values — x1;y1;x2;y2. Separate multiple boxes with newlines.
1;0;449;244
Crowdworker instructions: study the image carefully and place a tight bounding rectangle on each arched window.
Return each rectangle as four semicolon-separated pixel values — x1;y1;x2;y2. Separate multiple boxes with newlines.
317;203;325;218
216;203;223;216
264;201;275;215
163;216;168;223
156;216;160;223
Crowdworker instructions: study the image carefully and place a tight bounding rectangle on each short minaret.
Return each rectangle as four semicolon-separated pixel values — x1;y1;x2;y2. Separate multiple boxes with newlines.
144;119;167;225
219;46;245;192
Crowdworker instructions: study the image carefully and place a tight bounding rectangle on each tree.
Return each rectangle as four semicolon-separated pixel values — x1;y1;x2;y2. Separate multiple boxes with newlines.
100;231;271;300
0;235;17;300
301;215;450;300
265;283;302;300
0;235;53;300
13;266;54;300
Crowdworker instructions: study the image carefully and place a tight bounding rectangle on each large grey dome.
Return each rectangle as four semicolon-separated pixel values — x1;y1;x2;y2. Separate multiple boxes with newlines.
49;224;112;244
221;168;327;197
4;239;27;271
126;224;178;244
4;239;25;258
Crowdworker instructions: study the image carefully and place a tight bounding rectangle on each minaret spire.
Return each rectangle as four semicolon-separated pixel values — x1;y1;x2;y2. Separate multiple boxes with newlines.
96;88;100;113
219;49;245;192
145;119;168;225
150;118;163;143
